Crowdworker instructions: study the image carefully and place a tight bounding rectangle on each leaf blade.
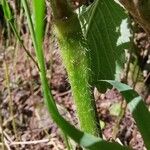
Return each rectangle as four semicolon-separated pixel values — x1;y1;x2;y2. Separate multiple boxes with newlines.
103;80;150;150
80;0;132;91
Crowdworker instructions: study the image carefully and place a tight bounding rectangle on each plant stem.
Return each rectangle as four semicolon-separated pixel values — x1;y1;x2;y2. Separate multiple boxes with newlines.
51;0;101;137
4;61;18;144
1;0;39;70
0;111;5;150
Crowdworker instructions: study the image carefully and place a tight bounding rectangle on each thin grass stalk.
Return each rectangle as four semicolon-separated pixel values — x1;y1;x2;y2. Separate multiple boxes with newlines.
9;22;39;70
0;115;5;150
4;62;18;143
13;3;24;82
0;131;5;150
63;133;72;150
21;0;37;51
34;109;51;139
1;0;39;70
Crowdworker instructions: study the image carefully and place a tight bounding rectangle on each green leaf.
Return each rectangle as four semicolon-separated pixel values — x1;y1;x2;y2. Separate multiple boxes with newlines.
33;0;45;47
80;0;132;91
49;111;131;150
1;0;12;21
103;80;150;150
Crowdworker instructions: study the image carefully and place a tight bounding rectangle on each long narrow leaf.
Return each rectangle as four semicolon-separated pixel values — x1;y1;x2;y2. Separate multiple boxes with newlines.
103;80;150;150
1;0;12;21
22;0;37;50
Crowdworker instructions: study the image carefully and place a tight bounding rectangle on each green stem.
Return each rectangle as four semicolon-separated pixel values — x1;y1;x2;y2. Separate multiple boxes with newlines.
1;0;39;70
51;1;101;137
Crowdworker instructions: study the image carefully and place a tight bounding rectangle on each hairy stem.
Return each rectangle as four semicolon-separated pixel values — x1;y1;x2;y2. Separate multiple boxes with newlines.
51;1;101;136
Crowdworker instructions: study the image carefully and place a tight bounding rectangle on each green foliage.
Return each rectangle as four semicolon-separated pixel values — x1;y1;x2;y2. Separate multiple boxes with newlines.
33;0;45;45
1;0;12;21
80;0;132;91
103;80;150;150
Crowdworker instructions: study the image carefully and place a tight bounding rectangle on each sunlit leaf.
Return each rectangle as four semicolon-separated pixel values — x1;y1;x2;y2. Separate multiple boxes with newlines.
103;80;150;150
80;0;132;91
